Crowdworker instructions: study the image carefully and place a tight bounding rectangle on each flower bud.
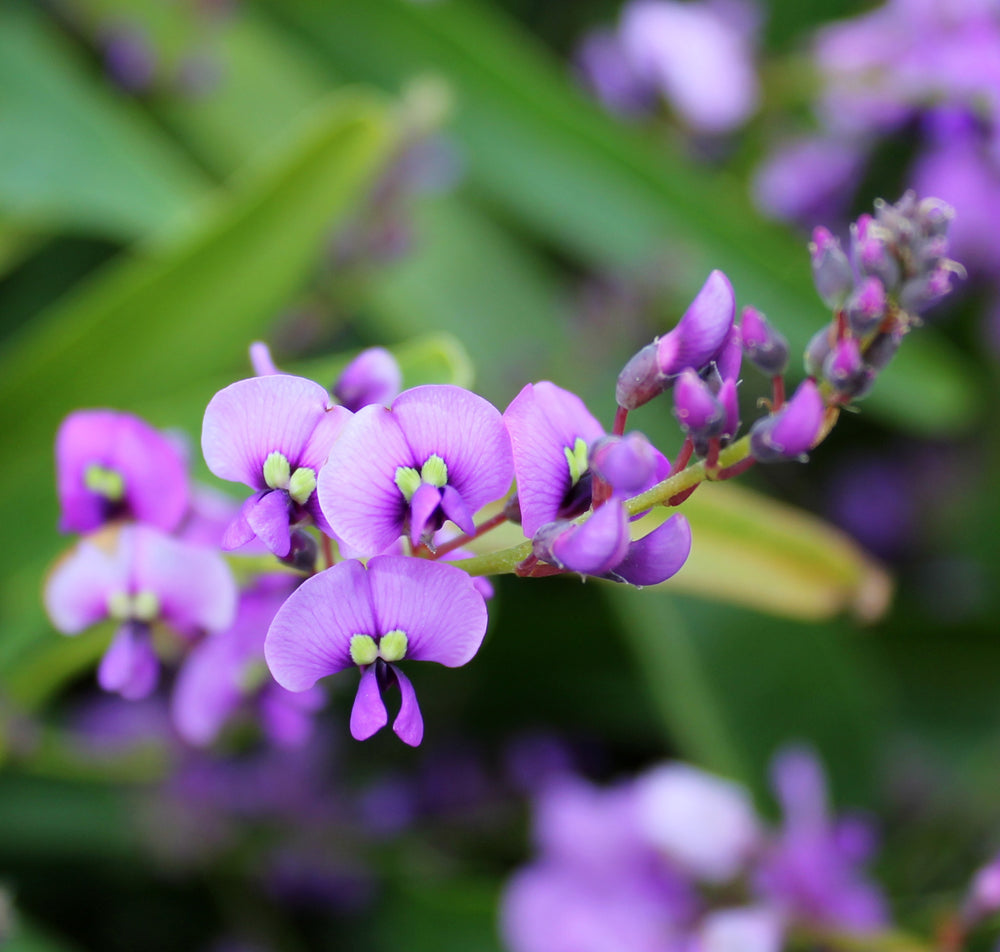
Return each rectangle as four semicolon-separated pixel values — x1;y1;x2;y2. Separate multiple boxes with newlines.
898;262;963;315
740;306;789;376
804;327;833;378
851;214;900;291
749;379;824;463
717;378;740;444
333;347;402;411
616;341;665;410
863;327;904;372
589;433;658;496
823;337;867;397
809;226;854;310
532;503;630;576
712;324;743;383
280;528;319;573
845;276;887;336
674;369;725;442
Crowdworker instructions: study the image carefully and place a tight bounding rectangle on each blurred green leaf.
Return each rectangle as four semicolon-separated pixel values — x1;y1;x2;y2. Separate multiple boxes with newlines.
636;481;893;622
0;91;398;676
0;4;207;240
265;0;977;434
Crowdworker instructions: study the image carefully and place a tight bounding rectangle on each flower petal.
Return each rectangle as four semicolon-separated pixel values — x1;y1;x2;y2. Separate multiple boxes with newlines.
318;405;412;555
350;665;388;741
409;482;442;548
440;483;475;536
549;503;631;576
393;385;513;514
201;374;336;489
44;532;128;633
504;382;605;537
612;513;692;586
98;622;159;700
392;666;425;747
265;559;377;691
221;492;264;550
246;489;292;557
367;556;488;667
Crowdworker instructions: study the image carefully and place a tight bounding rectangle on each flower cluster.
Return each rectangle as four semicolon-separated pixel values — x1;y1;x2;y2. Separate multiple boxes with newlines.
501;747;886;952
44;195;960;747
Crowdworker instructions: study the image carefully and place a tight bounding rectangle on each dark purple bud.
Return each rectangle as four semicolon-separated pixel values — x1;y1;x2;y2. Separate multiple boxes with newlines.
845;277;886;336
863;327;904;372
804;327;833;378
717;378;740;444
615;271;735;409
809;227;854;310
280;528;319;573
851;215;900;291
532;503;630;576
102;24;156;92
823;338;865;395
740;306;788;376
898;263;962;315
616;342;664;410
674;370;725;440
590;433;658;496
656;270;736;377
712;324;743;383
750;380;824;463
333;347;402;411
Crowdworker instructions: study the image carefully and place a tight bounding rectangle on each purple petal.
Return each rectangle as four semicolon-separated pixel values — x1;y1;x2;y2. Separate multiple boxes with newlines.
366;556;488;667
265;559;376;690
751;380;824;461
221;492;264;550
318;405;413;555
439;483;475;536
350;665;388;741
56;409;189;533
771;745;828;830
656;271;736;376
392;385;513;514
201;374;338;489
504;382;606;537
409;482;443;548
674;369;725;435
259;685;324;748
547;503;631;576
333;347;402;411
250;341;281;375
131;526;237;634
713;323;744;381
392;666;425;746
246;489;292;557
98;622;159;700
44;533;128;633
589;434;658;496
612;514;692;586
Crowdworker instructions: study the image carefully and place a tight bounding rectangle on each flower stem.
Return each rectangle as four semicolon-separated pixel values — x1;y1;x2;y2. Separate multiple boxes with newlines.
431;511;509;559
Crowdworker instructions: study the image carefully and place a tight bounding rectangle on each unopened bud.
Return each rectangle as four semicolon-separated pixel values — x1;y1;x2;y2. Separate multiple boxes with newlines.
749;379;824;463
863;327;904;372
823;338;866;396
616;341;665;410
590;433;658;496
845;276;887;336
333;347;402;411
740;306;789;376
804;327;833;378
809;226;854;310
851;214;900;291
533;502;630;576
673;369;725;446
280;528;319;573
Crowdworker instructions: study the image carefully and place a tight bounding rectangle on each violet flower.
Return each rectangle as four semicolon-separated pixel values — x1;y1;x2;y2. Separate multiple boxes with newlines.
201;374;352;557
318;385;513;555
172;575;324;748
754;745;887;933
332;347;403;411
749;380;825;463
44;526;237;699
56;409;189;534
264;556;488;746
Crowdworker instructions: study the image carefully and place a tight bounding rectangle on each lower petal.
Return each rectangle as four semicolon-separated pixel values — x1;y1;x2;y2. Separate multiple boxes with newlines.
391;666;424;747
98;622;159;700
221;492;263;551
611;514;692;587
439;484;475;536
350;665;388;741
247;490;292;557
409;483;442;549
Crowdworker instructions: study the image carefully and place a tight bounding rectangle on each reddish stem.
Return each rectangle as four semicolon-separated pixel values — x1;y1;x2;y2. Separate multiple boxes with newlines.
668;484;699;507
714;456;756;481
431;511;509;559
771;374;786;411
515;554;540;577
321;535;334;571
670;436;694;476
705;437;720;473
612;406;629;437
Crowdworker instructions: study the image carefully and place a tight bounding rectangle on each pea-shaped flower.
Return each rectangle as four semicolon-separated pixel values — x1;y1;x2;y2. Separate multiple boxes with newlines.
318;385;513;555
265;556;488;747
201;375;352;557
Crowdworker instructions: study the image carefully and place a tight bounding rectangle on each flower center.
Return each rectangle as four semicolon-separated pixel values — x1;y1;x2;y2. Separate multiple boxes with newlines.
349;629;409;666
106;589;160;623
263;451;316;505
564;437;589;487
84;463;125;501
394;454;449;503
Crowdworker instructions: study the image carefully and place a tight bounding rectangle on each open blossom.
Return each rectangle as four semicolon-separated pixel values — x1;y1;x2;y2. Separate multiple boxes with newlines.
319;385;513;555
172;575;324;748
201;374;352;557
44;525;237;699
56;409;189;534
264;556;488;747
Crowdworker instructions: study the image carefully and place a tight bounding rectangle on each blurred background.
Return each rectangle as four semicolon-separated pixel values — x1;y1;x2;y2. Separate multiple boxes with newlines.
1;0;999;948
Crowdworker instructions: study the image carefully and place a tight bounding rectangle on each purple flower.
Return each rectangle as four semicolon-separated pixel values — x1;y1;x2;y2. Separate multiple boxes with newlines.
755;745;887;933
693;906;784;952
740;307;789;377
55;409;189;534
616;271;736;410
201;374;352;557
264;556;488;746
504;382;607;538
172;576;325;748
319;385;513;554
44;526;237;699
749;380;825;463
576;28;656;117
618;0;761;134
589;433;663;496
332;347;402;412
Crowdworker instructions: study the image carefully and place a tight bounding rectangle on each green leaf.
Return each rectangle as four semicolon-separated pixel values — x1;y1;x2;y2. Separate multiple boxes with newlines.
264;0;977;434
0;91;398;676
0;4;207;239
